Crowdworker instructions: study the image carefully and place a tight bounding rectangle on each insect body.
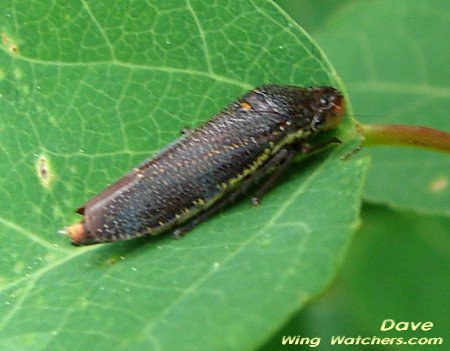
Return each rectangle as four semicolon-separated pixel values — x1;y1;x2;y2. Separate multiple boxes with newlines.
66;84;345;245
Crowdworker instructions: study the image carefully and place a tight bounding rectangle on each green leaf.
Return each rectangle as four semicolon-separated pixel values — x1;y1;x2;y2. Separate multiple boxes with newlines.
261;203;450;350
313;0;450;215
275;0;356;34
0;1;367;350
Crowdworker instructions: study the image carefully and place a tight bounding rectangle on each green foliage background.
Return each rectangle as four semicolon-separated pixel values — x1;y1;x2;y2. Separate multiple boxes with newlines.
0;0;448;350
269;1;450;350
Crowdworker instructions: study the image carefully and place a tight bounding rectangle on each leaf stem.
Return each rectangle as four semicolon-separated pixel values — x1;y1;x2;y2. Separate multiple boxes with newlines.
359;123;450;154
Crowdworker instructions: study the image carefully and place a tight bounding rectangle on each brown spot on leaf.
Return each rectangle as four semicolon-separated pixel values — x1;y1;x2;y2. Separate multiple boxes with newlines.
8;45;18;54
36;155;54;188
2;33;18;54
104;257;118;266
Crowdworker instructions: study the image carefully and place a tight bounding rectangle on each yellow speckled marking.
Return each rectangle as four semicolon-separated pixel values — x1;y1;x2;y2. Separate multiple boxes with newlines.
226;128;309;188
193;198;206;206
141;128;312;237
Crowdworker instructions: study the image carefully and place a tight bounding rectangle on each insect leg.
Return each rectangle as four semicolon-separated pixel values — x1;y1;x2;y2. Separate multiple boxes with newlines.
297;137;341;154
171;186;243;238
251;137;342;205
341;145;362;160
251;148;297;206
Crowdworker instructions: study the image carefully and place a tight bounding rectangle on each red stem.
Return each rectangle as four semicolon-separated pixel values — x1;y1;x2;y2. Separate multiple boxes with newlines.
359;124;450;154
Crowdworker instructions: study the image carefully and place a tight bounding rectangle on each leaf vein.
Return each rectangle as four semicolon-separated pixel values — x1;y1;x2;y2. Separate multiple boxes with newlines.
80;0;116;60
0;217;69;254
185;0;213;74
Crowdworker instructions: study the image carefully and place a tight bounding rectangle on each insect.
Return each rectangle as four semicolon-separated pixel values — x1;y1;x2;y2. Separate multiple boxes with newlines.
65;84;345;245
